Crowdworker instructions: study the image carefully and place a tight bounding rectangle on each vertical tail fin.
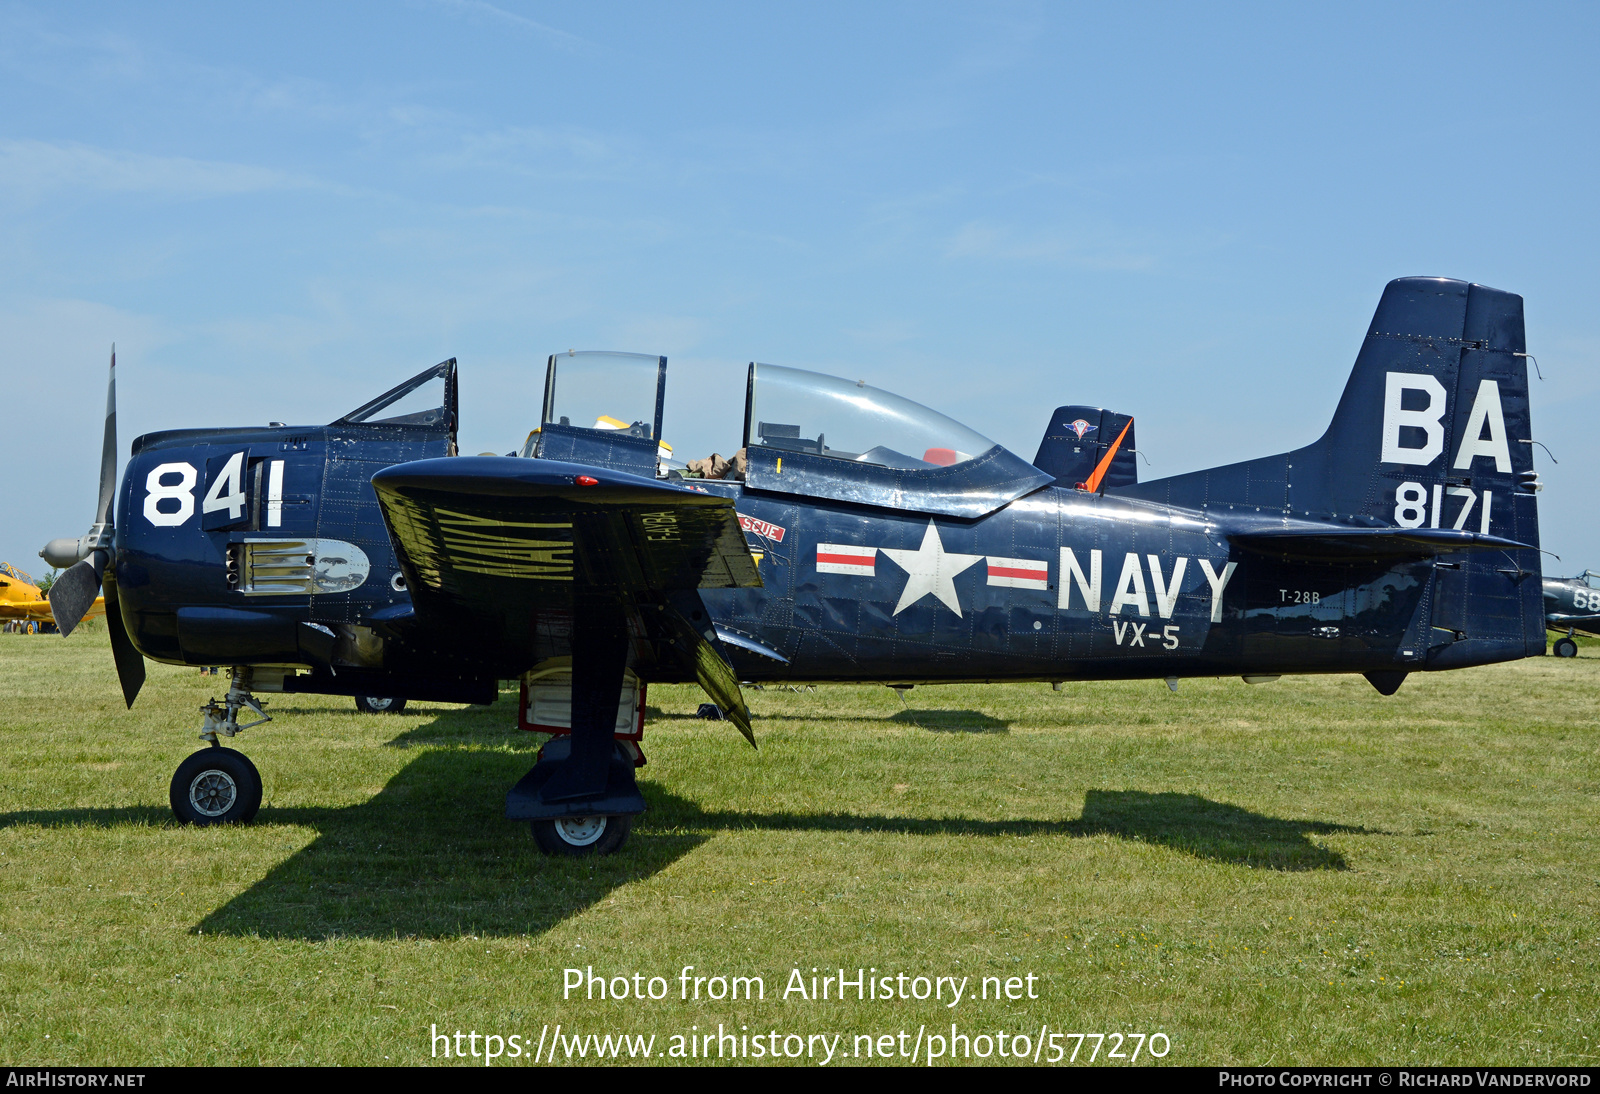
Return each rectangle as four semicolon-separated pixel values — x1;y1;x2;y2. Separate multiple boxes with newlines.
1033;406;1137;491
1122;277;1543;659
1122;277;1537;533
1307;277;1537;533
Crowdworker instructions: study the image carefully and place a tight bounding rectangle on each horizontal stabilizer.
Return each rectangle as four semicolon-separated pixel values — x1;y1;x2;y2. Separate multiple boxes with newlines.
1230;525;1532;560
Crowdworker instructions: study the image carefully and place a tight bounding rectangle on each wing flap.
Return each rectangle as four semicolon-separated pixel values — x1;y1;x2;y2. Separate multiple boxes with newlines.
375;457;759;602
372;457;761;686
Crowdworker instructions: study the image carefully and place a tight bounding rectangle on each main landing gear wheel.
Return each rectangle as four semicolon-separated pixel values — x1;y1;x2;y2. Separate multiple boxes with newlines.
532;814;633;857
355;696;407;714
170;747;262;826
1554;637;1579;658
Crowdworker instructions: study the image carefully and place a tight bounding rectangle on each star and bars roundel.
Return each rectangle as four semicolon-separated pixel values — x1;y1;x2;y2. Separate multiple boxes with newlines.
816;519;1047;617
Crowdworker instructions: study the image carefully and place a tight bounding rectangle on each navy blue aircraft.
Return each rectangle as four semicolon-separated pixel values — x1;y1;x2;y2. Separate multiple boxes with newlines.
1542;571;1600;657
42;277;1545;855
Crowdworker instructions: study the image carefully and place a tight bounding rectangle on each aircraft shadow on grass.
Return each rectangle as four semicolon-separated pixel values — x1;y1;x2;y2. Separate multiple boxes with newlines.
645;705;1011;732
0;709;1374;940
886;709;1008;732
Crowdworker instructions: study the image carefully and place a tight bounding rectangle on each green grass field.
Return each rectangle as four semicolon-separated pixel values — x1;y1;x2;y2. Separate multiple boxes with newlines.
1;627;1597;1066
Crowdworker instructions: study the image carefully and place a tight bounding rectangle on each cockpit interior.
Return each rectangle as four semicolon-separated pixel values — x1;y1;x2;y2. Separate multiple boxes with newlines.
522;351;1006;480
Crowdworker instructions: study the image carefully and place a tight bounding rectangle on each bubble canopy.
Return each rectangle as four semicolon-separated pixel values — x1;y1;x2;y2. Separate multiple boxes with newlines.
742;363;999;470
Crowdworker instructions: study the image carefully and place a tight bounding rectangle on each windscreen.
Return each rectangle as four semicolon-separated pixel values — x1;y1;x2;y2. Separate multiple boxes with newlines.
543;351;664;440
745;363;997;470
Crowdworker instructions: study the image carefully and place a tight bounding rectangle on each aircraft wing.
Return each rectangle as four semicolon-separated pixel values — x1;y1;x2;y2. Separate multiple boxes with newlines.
371;456;761;740
1546;612;1600;626
0;597;105;623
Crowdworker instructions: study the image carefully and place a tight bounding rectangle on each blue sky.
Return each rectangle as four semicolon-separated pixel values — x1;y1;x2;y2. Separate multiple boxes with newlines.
3;1;1597;574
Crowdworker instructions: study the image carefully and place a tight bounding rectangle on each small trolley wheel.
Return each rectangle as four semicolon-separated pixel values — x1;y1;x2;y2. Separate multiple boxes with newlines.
1553;637;1579;658
355;696;407;714
532;814;633;856
170;748;262;826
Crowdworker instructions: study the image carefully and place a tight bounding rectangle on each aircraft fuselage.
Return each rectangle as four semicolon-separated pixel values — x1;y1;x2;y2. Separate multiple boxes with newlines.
112;429;1532;693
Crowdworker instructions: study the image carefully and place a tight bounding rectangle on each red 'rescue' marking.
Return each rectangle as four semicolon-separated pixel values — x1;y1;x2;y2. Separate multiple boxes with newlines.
738;514;787;542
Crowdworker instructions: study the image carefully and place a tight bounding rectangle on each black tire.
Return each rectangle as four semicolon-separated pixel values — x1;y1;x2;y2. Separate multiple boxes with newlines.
532;814;633;856
170;747;262;826
695;703;724;720
355;696;407;714
1554;637;1579;658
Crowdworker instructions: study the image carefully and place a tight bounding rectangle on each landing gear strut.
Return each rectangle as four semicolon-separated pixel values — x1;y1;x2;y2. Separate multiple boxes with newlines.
169;668;268;825
507;608;646;856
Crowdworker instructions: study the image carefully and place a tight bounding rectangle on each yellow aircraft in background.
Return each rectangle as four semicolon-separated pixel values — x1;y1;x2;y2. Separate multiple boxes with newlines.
0;562;104;633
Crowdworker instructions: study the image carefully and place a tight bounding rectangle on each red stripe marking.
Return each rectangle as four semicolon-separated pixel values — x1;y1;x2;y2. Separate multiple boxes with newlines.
818;552;874;566
988;565;1047;580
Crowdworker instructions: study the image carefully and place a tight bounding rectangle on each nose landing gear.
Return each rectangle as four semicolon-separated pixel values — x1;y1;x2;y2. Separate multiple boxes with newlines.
169;668;269;826
170;747;262;825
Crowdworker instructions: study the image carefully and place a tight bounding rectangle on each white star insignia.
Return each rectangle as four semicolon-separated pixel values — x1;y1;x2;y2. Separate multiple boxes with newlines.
879;520;983;616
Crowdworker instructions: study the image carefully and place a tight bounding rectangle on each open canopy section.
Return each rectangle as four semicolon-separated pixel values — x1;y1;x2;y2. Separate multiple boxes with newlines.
744;363;997;470
532;351;668;476
542;351;666;443
334;359;458;435
740;363;1053;519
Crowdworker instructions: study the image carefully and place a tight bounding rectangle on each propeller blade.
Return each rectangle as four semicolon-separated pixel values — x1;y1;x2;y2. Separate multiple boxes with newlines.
48;553;106;637
96;346;117;529
103;578;144;708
